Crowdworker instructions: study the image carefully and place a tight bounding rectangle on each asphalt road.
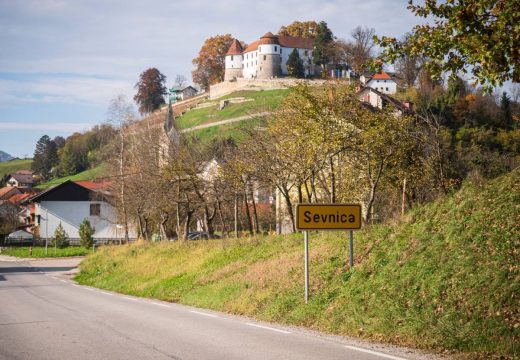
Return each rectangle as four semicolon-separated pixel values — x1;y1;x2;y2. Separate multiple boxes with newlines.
0;258;438;360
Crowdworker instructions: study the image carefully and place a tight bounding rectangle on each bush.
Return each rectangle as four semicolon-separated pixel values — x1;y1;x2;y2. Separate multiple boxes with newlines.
79;218;95;248
51;223;69;248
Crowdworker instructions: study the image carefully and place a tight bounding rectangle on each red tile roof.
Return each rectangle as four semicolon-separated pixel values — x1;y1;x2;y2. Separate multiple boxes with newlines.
0;187;21;200
372;71;392;80
226;39;243;55
278;35;313;49
75;180;112;191
8;193;31;204
244;39;261;53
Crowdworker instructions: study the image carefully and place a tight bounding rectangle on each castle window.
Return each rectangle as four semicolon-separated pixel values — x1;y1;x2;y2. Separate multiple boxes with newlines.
304;50;308;56
263;55;266;60
259;47;261;53
274;46;277;52
231;55;233;61
386;87;389;91
256;61;257;65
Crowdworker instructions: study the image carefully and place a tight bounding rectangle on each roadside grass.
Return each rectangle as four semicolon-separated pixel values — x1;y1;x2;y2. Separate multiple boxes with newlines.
176;89;290;130
36;164;107;188
0;159;33;178
1;246;91;258
75;169;519;358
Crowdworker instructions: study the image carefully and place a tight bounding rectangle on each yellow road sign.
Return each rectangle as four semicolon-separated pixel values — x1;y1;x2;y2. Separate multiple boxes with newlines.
296;204;362;230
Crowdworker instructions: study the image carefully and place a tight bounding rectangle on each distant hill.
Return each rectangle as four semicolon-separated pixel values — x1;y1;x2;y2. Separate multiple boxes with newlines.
0;150;15;162
0;159;33;178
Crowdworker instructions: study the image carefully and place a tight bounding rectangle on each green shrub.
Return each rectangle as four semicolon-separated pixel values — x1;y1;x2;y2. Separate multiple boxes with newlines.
79;218;95;248
51;223;69;248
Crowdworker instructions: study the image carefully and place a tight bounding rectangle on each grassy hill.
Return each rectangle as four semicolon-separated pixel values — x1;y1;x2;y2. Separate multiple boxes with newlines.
36;164;107;188
176;89;289;144
0;159;32;178
76;169;519;358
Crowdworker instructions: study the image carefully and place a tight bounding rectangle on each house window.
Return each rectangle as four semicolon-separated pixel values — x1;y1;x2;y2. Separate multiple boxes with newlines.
36;214;41;225
274;46;277;52
90;203;101;216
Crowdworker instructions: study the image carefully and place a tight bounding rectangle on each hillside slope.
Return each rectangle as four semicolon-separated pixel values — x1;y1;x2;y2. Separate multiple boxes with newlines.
0;159;32;178
76;169;519;358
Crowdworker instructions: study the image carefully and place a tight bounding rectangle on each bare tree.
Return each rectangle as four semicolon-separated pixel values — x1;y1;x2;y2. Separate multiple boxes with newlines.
174;74;187;88
349;26;376;74
107;95;137;242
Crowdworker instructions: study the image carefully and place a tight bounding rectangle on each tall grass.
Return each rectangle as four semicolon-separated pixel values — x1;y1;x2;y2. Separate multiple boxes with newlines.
76;169;519;358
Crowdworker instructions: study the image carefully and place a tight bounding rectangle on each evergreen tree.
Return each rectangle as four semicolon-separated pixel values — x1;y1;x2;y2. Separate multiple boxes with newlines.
500;92;514;129
31;135;58;180
133;68;167;115
51;223;69;248
287;49;305;78
313;21;334;68
79;218;95;248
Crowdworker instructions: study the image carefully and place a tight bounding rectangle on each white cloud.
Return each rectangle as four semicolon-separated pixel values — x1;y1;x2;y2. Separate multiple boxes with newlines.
0;122;94;132
0;76;133;106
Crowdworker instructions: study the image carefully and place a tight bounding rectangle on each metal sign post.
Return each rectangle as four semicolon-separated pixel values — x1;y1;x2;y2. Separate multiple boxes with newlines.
349;230;354;268
304;231;309;304
296;204;362;304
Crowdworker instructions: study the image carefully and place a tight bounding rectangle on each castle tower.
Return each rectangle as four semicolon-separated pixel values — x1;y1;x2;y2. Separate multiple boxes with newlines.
224;39;244;81
257;32;282;79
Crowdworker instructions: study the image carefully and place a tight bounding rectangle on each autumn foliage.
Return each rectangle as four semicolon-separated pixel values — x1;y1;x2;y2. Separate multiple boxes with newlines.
134;68;167;115
192;34;235;90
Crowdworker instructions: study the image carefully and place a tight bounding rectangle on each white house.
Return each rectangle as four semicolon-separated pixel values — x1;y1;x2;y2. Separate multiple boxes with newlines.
29;180;135;241
7;172;35;188
224;32;317;80
361;71;397;95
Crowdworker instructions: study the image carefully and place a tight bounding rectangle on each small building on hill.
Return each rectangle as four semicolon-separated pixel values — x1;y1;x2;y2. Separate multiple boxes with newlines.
6;172;35;188
360;71;397;95
170;86;198;101
224;32;318;81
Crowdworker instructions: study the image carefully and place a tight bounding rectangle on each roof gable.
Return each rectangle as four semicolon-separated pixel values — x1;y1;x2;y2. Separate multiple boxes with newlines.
29;180;98;202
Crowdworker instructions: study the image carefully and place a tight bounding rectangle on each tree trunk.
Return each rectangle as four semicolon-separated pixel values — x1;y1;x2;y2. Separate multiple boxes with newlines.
250;183;259;234
330;156;336;203
234;191;239;238
243;185;253;235
119;130;129;242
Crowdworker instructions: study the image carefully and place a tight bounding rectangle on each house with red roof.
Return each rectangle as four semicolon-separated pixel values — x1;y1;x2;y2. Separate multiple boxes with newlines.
224;32;318;80
360;71;397;95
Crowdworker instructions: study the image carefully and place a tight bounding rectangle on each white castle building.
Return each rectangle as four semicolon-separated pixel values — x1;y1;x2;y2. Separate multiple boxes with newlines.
224;32;318;81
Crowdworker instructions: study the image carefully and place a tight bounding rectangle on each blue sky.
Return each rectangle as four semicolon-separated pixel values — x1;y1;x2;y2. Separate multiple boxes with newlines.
0;0;421;158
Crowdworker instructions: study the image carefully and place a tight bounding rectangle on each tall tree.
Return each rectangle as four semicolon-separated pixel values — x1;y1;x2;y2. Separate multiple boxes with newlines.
192;34;235;91
377;0;520;89
278;21;318;38
348;26;376;75
133;68;167;115
394;33;424;88
286;48;305;78
312;21;334;68
31;135;58;180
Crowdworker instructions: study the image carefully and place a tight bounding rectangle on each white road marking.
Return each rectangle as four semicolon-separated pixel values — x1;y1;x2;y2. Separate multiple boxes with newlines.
60;279;67;283
344;346;408;360
70;284;80;288
246;323;291;334
190;310;218;318
100;291;113;296
123;296;138;301
151;302;170;308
